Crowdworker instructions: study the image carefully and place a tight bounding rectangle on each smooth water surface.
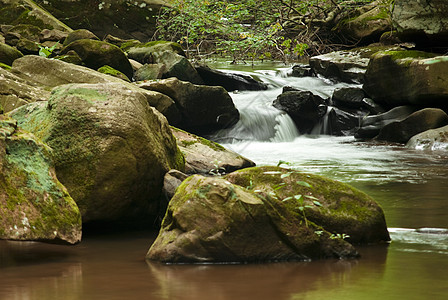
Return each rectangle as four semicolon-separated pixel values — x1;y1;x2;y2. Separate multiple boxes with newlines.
1;65;447;300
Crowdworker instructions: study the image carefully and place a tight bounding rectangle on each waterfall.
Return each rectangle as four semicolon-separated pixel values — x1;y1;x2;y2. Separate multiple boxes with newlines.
310;106;333;135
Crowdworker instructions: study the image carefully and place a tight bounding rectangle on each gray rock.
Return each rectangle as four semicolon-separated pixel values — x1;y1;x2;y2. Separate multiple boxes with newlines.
406;125;448;151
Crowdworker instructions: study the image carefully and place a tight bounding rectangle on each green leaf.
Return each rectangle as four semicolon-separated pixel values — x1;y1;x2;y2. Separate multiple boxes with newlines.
293;195;303;201
296;181;312;188
280;172;292;179
313;200;323;207
282;196;293;202
305;195;320;201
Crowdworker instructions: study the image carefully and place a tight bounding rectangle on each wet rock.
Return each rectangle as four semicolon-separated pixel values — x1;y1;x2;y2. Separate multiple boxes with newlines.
363;50;448;106
325;107;364;136
10;82;185;223
0;42;23;65
60;39;133;80
195;65;268;92
406;125;448;151
273;89;327;134
147;172;360;263
375;108;448;144
171;127;255;175
392;0;448;47
289;64;314;77
0;115;81;244
138;78;239;135
332;87;366;109
355;105;418;139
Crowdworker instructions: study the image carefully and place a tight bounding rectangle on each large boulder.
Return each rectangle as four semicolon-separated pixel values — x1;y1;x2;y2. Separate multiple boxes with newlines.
375;108;448;144
147;174;359;263
138;78;239;134
392;0;448;47
406;125;448;151
62;29;99;46
0;42;23;65
171;127;255;175
355;105;417;139
0;67;50;113
9;82;185;223
0;0;72;32
363;50;448;106
273;88;327;134
34;0;165;41
60;39;133;80
309;45;398;83
0;115;81;244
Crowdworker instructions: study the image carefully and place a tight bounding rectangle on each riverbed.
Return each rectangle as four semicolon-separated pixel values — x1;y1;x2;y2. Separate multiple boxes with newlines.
1;63;447;300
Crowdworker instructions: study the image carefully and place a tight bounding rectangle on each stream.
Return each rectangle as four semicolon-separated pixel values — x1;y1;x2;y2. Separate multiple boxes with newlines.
1;62;447;299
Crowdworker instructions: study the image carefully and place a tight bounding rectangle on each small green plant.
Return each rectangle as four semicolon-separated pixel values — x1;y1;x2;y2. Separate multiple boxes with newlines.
37;42;59;58
330;233;351;240
208;159;226;176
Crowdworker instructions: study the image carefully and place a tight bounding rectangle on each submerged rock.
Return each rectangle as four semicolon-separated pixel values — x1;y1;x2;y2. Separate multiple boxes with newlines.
406;125;448;151
375;108;448;144
171;127;255;175
10;82;184;223
0;115;81;244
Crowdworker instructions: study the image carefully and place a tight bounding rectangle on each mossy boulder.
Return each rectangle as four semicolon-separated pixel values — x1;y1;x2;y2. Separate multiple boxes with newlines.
62;29;99;47
0;66;50;113
0;115;81;244
138;78;239;134
9;82;184;223
0;42;23;65
406;125;448;151
225;166;390;244
363;50;448;106
125;41;186;61
171;127;255;175
147;174;359;263
335;1;392;43
97;65;131;82
0;0;72;32
7;24;41;42
60;39;133;80
375;108;448;144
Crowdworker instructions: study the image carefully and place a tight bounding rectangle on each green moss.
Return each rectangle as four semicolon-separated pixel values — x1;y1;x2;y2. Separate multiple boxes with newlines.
50;86;109;104
0;63;12;70
382;50;437;60
97;65;131;82
171;126;226;151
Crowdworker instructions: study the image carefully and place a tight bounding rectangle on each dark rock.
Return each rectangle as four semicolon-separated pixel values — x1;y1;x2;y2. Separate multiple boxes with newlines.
39;28;68;43
273;90;327;133
289;64;314;77
138;78;239;135
361;98;386;115
134;63;166;81
376;108;448;144
406;125;448;151
0;42;23;65
60;39;133;80
4;32;20;46
363;50;448;106
332;87;366;109
162;169;189;201
15;37;39;55
7;24;41;42
325;107;364;136
62;29;99;46
355;105;417;139
195;65;268;91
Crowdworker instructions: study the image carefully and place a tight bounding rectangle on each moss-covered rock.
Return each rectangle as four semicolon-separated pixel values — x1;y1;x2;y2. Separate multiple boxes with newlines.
147;174;359;263
0;0;72;32
97;65;131;82
363;50;448;106
62;29;99;47
138;77;239;134
0;42;23;65
9;82;184;223
171;126;255;175
225;166;390;244
0;115;81;244
60;39;133;80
